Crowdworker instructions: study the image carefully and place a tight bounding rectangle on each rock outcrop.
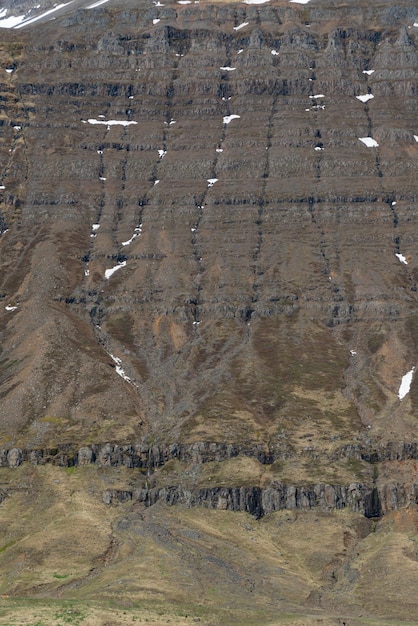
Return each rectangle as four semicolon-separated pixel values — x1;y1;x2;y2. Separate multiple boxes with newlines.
103;482;398;518
3;439;418;469
1;3;418;623
0;0;418;526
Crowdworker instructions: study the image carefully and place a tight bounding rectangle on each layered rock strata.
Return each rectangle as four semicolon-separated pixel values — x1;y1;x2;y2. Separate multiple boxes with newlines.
103;482;414;519
1;0;418;525
3;439;418;468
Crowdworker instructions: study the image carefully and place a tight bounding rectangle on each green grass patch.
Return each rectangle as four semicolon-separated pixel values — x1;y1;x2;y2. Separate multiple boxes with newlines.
0;540;15;554
54;606;87;625
367;331;385;354
107;313;135;348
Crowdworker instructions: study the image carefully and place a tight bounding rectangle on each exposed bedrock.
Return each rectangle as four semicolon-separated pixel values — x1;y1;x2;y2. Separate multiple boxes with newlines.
103;481;418;519
3;439;418;469
1;1;418;520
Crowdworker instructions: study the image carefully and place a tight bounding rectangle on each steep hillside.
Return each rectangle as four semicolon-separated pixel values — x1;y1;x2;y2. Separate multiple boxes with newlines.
1;0;418;623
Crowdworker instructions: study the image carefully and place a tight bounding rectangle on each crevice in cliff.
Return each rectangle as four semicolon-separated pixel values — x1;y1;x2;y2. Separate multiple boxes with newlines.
247;84;279;325
187;45;240;330
305;83;331;287
307;196;329;277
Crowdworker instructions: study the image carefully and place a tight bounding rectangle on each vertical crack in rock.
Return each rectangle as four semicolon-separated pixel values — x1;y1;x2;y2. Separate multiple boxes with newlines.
248;86;279;324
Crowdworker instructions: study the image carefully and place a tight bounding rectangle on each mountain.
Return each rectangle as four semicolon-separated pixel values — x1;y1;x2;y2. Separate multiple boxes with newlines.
1;0;418;623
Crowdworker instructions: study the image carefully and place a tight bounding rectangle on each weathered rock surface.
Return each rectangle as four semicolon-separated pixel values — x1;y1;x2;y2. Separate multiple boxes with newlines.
1;6;418;621
1;0;418;457
3;438;418;468
1;0;418;581
104;481;414;518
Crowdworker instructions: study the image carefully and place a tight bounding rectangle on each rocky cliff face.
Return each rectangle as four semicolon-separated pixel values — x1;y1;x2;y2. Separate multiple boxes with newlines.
1;0;418;453
1;0;418;491
1;2;418;622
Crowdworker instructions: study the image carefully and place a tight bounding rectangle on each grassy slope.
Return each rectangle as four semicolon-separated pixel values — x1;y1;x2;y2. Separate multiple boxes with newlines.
1;465;418;625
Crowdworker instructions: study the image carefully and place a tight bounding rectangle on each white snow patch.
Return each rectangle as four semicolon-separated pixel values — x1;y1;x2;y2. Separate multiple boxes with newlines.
413;135;418;142
5;68;13;73
290;0;311;4
359;135;378;147
177;1;191;3
220;66;236;71
92;223;100;231
350;350;357;356
314;146;324;151
233;22;248;31
14;125;21;130
99;176;107;181
110;354;133;384
122;226;142;246
87;0;111;8
223;114;240;124
413;22;418;27
14;2;74;29
309;94;325;99
216;148;223;152
5;304;17;311
363;69;375;75
153;1;165;5
392;201;397;206
395;253;408;265
271;49;279;55
359;137;379;148
0;12;26;28
237;49;243;54
105;261;126;279
398;367;415;400
153;18;160;24
84;269;90;276
0;185;5;190
86;119;137;126
154;179;160;185
207;178;218;187
243;0;269;3
356;93;374;103
158;149;167;158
